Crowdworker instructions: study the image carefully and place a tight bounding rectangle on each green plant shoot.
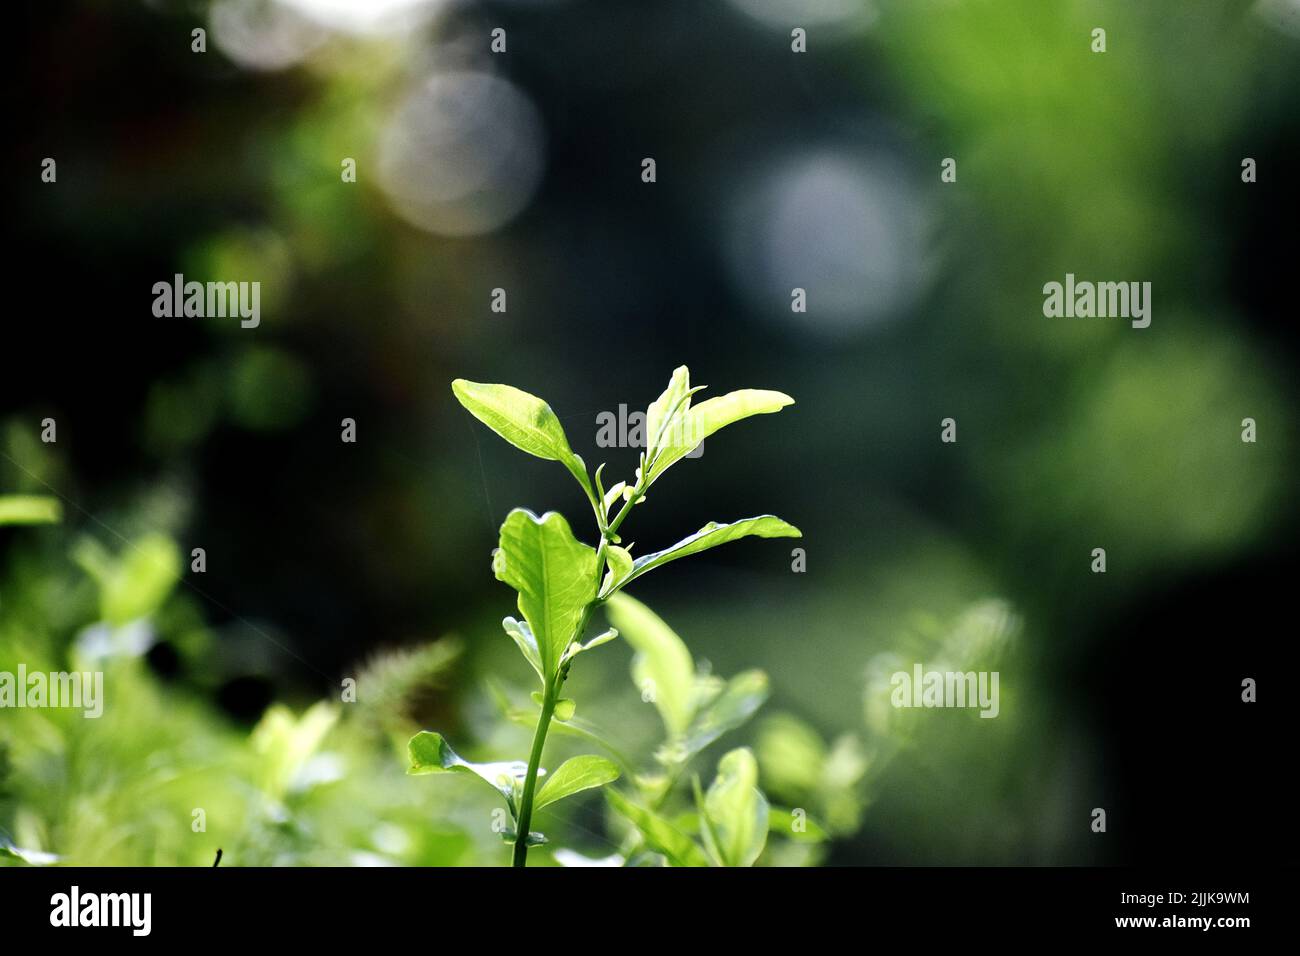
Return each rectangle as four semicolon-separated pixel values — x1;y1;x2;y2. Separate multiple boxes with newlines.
408;367;800;866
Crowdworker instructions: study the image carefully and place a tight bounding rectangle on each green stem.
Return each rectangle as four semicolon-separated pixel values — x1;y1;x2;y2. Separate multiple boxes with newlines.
512;676;559;867
512;463;653;867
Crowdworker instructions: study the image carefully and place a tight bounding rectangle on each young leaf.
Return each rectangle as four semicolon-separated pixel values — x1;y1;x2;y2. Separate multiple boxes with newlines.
612;515;801;592
451;379;595;505
604;593;695;737
408;731;530;801
561;627;618;666
605;788;710;867
700;748;769;867
647;388;794;483
535;755;620;810
502;617;544;682
645;366;690;445
601;481;626;517
680;669;770;760
494;509;598;678
0;495;62;526
599;544;634;596
645;365;706;461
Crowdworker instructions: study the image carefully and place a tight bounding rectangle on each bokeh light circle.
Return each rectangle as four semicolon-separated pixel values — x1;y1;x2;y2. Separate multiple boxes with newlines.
376;72;547;237
726;148;930;337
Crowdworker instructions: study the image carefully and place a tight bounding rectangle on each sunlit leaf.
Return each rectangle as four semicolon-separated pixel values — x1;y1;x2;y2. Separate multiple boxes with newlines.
494;509;598;677
605;788;709;867
647;388;793;482
644;366;706;465
604;593;695;737
600;544;634;596
502;617;544;684
700;748;769;867
612;516;801;592
535;755;620;810
645;366;692;453
407;731;529;801
452;379;595;504
680;669;769;760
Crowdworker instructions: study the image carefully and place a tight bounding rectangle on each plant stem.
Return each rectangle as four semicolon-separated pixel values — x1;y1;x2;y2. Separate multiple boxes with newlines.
512;467;650;867
512;676;558;867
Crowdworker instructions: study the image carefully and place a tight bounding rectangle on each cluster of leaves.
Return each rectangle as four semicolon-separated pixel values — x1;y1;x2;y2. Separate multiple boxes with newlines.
409;368;802;865
0;495;483;867
592;594;809;867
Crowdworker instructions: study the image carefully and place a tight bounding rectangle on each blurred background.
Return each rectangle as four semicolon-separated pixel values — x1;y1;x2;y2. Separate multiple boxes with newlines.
3;0;1297;866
